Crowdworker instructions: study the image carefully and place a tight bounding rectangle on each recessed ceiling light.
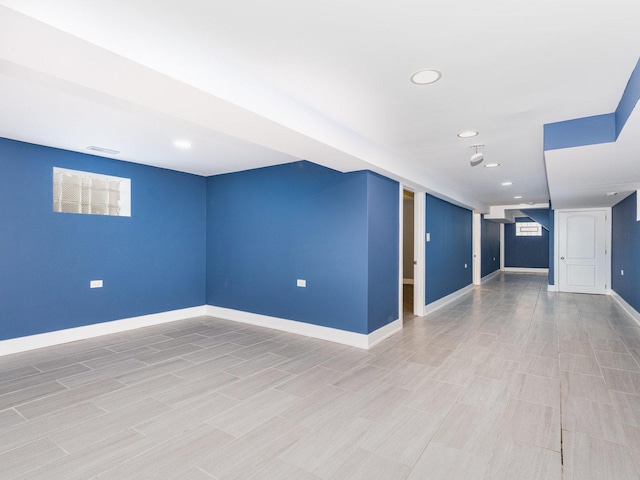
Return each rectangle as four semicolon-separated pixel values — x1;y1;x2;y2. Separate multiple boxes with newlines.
605;192;618;196
87;146;119;155
484;163;500;168
514;196;523;199
174;140;192;149
410;69;442;85
457;130;478;138
501;182;512;186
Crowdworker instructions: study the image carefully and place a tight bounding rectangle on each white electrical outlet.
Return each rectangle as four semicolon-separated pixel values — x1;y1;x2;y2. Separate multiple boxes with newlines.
426;233;431;242
297;279;306;288
621;270;624;276
90;280;103;288
464;264;468;268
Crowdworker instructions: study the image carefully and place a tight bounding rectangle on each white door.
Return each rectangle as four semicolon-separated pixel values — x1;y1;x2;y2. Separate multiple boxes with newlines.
558;210;607;294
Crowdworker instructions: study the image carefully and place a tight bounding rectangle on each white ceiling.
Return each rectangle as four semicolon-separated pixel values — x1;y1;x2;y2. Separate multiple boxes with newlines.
0;1;639;212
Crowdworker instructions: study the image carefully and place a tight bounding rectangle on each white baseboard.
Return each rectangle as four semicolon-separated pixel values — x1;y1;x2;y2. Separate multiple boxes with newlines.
481;270;501;284
403;278;414;285
0;306;207;357
611;290;640;327
503;267;549;273
423;284;474;316
205;305;402;350
547;284;559;292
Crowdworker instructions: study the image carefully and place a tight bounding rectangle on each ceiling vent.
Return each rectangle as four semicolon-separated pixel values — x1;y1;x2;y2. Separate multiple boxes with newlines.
87;146;119;155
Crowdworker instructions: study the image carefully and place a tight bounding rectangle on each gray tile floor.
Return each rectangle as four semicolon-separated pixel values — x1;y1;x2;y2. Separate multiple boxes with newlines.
1;273;640;479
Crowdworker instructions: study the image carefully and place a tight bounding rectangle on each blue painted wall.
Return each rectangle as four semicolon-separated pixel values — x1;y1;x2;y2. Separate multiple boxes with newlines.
544;113;616;151
545;57;640;150
612;192;640;312
615;58;640;138
366;173;400;332
504;216;549;268
0;138;206;341
548;207;555;285
425;194;472;304
481;216;500;278
206;161;398;335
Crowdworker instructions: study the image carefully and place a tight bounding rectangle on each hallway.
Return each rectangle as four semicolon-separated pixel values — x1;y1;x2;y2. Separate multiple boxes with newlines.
0;273;639;479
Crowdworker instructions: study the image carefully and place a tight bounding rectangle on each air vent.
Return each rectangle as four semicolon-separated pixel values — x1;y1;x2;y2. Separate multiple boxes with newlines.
87;146;120;155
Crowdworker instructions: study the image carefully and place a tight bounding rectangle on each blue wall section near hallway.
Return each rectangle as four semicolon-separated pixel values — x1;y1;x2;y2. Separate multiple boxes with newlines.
0;138;207;341
206;161;398;335
548;207;555;285
612;192;640;312
481;217;500;278
425;194;472;304
504;216;549;268
366;173;400;332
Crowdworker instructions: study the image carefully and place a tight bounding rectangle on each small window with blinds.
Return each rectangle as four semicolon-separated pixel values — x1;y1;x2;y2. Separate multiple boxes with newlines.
53;167;131;217
515;221;542;236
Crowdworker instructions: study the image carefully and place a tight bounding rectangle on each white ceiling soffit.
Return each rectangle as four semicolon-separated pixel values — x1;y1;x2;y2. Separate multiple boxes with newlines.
1;1;640;212
545;100;640;210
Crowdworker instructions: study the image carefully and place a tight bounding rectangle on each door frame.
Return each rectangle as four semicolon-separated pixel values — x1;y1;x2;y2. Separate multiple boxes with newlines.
399;185;426;319
553;207;612;294
472;212;482;285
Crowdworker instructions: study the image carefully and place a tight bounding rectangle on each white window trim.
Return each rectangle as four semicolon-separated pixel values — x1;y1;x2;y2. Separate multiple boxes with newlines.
53;167;131;217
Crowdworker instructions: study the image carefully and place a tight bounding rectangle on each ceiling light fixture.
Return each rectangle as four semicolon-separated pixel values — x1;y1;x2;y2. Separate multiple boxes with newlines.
410;69;442;85
470;144;484;167
605;192;618;196
514;195;523;199
501;182;512;186
174;140;192;149
457;130;478;138
484;163;500;168
87;146;119;155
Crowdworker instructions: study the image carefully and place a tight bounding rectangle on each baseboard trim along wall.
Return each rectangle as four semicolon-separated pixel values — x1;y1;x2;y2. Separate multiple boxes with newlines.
205;305;402;350
481;270;501;284
611;290;640;328
503;267;549;273
423;284;474;316
548;284;559;292
0;304;405;357
0;306;207;357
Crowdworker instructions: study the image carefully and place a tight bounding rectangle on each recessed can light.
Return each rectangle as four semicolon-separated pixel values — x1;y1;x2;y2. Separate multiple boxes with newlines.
501;182;512;186
457;130;478;138
484;163;500;168
174;140;192;149
514;195;523;199
605;192;618;196
410;69;442;85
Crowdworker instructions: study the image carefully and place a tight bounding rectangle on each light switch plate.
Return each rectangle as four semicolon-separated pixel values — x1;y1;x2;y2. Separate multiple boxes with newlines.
90;280;103;288
297;279;306;287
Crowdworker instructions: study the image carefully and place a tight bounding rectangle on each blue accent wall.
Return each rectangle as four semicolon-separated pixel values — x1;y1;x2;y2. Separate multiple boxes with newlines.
366;173;400;332
504;216;549;268
521;208;550;231
548;207;555;285
425;194;472;304
206;161;398;335
612;192;640;312
0;138;206;341
544;57;639;150
481;216;500;278
615;58;640;138
544;114;616;151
